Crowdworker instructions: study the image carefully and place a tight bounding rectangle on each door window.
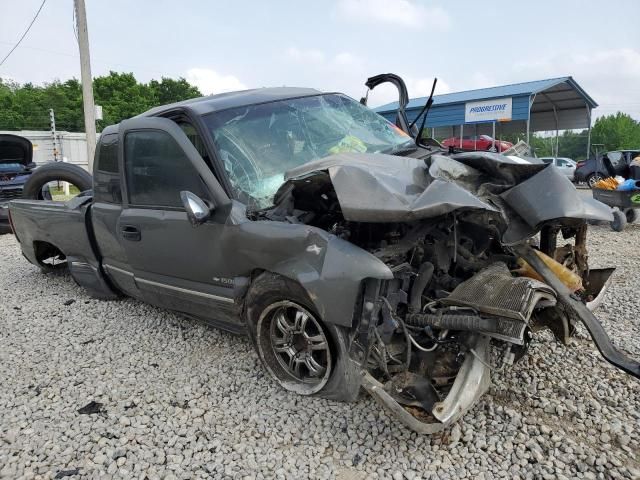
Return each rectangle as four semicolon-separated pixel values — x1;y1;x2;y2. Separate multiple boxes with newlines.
124;130;209;208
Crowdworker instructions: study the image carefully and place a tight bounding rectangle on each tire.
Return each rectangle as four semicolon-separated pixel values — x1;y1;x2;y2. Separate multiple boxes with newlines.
245;272;361;402
611;209;627;232
22;163;92;200
587;173;604;189
625;208;637;224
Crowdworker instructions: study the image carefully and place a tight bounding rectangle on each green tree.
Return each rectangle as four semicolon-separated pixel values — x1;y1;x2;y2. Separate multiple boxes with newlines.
591;112;640;151
0;72;202;132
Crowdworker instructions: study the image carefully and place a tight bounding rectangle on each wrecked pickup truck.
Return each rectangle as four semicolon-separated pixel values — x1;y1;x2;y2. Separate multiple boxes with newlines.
8;75;640;433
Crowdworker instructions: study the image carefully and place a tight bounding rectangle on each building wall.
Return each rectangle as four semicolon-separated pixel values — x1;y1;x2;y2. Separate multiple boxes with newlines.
378;95;531;129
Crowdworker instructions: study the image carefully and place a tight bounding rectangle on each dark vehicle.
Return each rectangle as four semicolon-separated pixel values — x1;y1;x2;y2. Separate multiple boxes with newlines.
441;135;512;152
7;76;639;433
0;134;37;233
575;150;640;187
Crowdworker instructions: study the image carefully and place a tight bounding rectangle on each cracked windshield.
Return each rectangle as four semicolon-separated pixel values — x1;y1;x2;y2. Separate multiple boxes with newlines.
204;93;412;209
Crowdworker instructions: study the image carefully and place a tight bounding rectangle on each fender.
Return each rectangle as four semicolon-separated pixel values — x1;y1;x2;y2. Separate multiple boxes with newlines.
223;216;393;327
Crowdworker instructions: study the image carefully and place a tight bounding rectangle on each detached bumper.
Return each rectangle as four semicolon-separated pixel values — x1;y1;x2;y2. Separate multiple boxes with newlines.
515;245;640;379
362;334;491;434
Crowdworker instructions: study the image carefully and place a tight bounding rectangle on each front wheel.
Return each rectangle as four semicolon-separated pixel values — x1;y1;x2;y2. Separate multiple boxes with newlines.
245;272;360;401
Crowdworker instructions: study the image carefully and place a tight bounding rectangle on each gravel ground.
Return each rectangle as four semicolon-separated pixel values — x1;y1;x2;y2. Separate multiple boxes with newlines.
0;225;639;480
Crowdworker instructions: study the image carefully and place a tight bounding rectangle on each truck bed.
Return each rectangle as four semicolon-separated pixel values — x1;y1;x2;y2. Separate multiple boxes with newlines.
8;196;117;298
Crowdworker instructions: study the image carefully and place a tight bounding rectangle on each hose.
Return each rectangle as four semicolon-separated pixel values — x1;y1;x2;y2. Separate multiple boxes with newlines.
408;262;434;313
406;312;483;330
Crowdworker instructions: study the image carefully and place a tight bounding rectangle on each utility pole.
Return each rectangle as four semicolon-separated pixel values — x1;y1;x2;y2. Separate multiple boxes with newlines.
74;0;96;171
49;108;59;161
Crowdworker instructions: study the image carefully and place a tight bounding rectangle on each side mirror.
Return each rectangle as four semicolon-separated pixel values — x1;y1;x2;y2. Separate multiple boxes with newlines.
180;191;213;227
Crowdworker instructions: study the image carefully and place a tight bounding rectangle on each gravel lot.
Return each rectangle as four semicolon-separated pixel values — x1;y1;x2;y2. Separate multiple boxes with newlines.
0;224;639;480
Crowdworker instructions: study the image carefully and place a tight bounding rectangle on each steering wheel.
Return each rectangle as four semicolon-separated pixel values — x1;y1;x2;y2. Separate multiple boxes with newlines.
217;134;262;197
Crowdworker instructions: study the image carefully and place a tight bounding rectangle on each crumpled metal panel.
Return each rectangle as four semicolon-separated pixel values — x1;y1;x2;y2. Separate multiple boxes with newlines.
285;153;497;222
501;164;614;227
282;150;613;235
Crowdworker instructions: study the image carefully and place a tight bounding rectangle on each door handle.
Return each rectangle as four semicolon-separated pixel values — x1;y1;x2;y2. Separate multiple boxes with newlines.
121;225;141;241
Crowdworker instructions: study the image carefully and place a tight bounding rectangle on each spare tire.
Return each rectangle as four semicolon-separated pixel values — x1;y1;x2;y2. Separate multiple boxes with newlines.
22;162;92;200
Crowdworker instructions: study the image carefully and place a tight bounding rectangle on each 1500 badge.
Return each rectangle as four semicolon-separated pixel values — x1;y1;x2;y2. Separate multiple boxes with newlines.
212;276;234;288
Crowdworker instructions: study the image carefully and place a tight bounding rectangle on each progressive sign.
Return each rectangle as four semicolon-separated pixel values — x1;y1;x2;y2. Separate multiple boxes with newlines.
465;97;512;123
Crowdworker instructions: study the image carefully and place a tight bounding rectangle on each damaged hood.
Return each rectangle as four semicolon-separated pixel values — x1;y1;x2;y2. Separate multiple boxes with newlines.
280;151;613;243
284;153;498;222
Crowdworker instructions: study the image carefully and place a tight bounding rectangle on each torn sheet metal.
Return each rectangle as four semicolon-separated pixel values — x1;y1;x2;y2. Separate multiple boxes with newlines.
283;152;498;222
281;151;613;235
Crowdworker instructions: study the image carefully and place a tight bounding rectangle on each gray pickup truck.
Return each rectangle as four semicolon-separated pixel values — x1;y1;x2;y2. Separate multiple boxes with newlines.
7;80;639;433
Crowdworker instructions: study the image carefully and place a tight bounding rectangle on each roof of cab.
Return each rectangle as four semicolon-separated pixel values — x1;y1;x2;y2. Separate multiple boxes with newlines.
138;87;324;118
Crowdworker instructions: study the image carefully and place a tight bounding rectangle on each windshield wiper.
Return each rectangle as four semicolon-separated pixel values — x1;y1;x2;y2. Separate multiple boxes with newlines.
409;78;438;147
382;141;418;156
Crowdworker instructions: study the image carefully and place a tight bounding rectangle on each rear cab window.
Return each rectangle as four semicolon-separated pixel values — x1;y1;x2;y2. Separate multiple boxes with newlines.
94;133;122;204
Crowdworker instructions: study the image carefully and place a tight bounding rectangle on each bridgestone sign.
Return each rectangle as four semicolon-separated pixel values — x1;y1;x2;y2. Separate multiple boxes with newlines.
465;97;512;123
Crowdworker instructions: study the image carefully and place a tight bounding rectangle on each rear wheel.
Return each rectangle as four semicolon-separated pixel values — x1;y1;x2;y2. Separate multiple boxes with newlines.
587;173;604;189
245;272;360;401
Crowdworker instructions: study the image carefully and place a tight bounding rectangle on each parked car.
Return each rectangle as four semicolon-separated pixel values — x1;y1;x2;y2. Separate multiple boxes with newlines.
0;134;37;233
7;80;638;434
441;135;512;152
539;157;577;181
575;150;640;188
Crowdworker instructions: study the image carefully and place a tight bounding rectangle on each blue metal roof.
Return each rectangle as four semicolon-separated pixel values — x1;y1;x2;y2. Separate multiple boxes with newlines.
374;76;597;114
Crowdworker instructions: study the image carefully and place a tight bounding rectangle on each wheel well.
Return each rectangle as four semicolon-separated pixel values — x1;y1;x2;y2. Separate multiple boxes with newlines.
33;240;67;269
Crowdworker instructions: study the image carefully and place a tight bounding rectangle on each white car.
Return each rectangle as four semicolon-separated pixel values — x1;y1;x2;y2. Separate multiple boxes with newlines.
540;157;576;181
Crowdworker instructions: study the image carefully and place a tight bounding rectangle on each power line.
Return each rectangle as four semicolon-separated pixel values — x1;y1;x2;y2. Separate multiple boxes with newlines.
0;0;48;68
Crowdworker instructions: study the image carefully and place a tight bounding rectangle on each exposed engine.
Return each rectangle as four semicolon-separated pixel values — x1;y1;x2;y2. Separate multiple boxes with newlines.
254;147;639;432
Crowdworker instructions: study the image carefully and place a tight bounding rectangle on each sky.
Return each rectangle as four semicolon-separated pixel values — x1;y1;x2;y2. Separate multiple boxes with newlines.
1;0;639;120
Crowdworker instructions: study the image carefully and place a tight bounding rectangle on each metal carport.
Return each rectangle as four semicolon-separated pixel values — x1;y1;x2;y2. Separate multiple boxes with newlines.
374;76;598;157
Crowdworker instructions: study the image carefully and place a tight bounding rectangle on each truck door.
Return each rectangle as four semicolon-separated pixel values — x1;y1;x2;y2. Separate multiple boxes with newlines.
91;131;141;297
117;117;240;328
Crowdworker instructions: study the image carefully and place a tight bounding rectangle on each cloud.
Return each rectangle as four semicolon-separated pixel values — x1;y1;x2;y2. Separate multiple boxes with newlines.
336;0;450;30
185;68;247;95
285;47;326;64
285;47;364;70
512;48;640;120
282;46;450;108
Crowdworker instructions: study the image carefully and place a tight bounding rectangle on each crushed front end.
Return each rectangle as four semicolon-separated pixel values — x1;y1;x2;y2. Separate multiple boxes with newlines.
270;150;640;433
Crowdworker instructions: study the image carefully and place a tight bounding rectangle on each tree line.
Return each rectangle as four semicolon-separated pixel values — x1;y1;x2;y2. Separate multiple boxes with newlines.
0;71;201;132
501;112;640;160
1;72;639;160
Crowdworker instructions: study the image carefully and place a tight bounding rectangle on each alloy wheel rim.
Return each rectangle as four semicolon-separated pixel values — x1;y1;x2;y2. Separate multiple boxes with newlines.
261;301;332;390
